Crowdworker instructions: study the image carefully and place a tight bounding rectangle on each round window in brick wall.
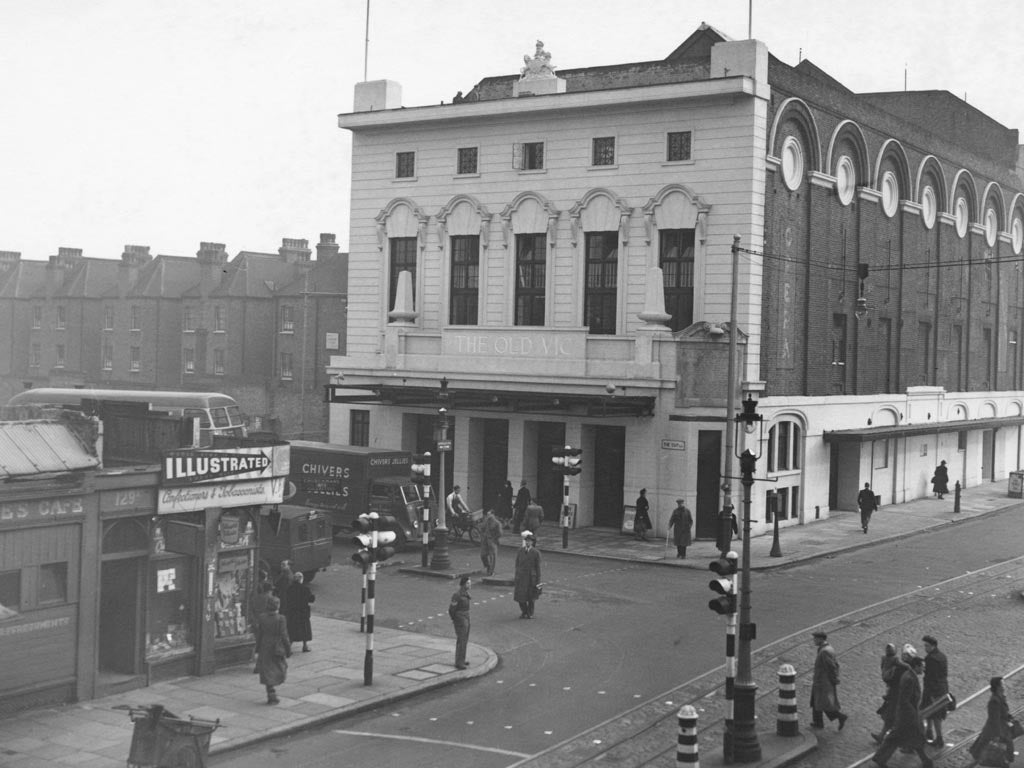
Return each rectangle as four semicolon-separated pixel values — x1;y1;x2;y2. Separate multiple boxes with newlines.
954;196;969;238
984;207;998;247
921;185;937;229
781;136;804;191
1012;215;1024;254
881;171;899;217
835;155;856;206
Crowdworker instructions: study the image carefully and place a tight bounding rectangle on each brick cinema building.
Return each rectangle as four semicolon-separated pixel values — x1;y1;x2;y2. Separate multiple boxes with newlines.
328;23;1024;539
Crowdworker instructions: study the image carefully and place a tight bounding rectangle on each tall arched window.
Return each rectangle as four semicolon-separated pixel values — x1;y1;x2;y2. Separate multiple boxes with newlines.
766;419;803;522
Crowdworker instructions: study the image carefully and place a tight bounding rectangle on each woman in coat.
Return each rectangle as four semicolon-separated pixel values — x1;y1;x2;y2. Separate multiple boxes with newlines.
932;461;950;500
967;676;1014;768
284;572;315;652
872;649;931;768
513;531;542;619
523;502;543;536
634;489;652;540
254;595;290;704
497;480;514;529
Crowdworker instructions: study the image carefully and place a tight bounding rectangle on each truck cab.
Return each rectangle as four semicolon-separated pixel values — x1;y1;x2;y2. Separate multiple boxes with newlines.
368;478;426;548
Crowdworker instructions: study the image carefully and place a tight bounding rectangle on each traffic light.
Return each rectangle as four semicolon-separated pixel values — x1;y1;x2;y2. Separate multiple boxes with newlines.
411;453;432;484
551;445;583;475
708;550;738;615
350;513;398;565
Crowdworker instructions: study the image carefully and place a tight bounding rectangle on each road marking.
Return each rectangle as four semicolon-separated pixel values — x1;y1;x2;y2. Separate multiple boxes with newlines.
333;730;531;758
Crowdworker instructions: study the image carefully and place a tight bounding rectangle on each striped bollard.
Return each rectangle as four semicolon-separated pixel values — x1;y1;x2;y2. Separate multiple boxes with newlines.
677;704;699;766
777;663;799;736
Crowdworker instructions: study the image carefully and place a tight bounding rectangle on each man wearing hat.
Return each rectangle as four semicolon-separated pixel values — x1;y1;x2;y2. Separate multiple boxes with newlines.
921;635;949;747
872;644;933;768
811;631;848;731
806;630;847;733
668;498;693;558
513;531;542;619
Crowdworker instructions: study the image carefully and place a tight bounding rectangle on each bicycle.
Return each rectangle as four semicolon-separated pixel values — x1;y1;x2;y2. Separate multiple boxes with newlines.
447;510;480;543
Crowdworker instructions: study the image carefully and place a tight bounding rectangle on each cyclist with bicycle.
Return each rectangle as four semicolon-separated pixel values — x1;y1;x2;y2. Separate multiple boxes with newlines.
446;485;471;524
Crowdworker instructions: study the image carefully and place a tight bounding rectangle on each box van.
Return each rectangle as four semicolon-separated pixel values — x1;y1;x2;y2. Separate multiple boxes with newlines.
258;505;332;583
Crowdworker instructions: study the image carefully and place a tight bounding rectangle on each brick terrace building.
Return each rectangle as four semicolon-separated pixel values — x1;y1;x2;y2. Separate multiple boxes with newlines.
0;235;348;441
329;24;1024;538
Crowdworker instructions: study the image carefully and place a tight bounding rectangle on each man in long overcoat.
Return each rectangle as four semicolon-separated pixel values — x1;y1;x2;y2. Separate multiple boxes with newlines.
513;480;531;534
513;531;542;618
668;498;693;558
479;508;502;576
810;631;848;730
449;575;471;669
921;634;949;746
872;647;932;768
254;595;291;704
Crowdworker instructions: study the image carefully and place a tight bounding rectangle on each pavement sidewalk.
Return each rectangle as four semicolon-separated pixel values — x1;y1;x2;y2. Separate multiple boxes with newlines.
0;480;1019;768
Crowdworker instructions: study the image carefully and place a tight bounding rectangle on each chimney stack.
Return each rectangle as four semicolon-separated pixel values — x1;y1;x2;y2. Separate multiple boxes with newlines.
0;251;20;274
46;247;83;296
118;245;152;297
196;242;229;299
316;233;340;262
279;238;311;264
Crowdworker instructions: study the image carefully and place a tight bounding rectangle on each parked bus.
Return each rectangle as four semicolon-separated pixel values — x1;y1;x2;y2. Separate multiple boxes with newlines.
5;388;248;446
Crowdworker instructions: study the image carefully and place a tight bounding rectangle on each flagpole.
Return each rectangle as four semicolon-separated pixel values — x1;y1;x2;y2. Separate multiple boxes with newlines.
363;0;370;81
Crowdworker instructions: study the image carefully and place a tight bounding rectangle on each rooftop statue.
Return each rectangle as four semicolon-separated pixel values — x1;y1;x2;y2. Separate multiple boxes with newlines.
521;40;556;80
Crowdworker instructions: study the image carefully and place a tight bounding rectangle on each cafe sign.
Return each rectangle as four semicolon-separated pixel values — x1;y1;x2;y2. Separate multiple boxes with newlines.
0;496;85;527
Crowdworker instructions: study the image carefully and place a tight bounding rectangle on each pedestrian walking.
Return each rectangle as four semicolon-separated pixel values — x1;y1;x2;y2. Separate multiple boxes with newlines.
479;508;502;576
873;642;909;743
249;579;273;626
634;489;652;540
932;461;950;500
668;498;693;558
513;480;531;534
858;482;878;533
921;635;949;746
253;595;290;704
497;480;514;529
448;575;471;669
967;676;1016;768
810;630;848;731
872;645;933;768
284;571;315;653
273;559;293;614
514;531;542;619
523;501;544;536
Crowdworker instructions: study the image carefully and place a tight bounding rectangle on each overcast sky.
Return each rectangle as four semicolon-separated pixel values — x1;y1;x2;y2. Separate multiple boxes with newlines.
2;0;1021;261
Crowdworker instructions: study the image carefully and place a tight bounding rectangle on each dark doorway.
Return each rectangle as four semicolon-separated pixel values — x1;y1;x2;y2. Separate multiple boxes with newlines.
593;425;626;527
695;430;722;539
481;419;510;511
99;558;142;675
534;421;566;523
829;447;839;510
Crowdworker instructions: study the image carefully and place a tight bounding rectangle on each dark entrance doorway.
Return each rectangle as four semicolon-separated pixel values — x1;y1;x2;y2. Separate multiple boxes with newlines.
481;419;509;512
695;430;722;539
593;425;625;527
534;421;566;523
99;557;142;675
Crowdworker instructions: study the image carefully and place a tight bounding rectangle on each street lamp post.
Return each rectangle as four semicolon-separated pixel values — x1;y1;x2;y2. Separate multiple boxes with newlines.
732;394;763;762
430;405;452;570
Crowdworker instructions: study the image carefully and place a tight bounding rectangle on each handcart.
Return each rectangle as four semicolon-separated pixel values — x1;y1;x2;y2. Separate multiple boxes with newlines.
124;704;220;768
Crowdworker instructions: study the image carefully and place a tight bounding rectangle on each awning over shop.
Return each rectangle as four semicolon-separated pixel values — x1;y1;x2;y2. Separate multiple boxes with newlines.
0;420;100;478
324;383;655;418
823;415;1024;444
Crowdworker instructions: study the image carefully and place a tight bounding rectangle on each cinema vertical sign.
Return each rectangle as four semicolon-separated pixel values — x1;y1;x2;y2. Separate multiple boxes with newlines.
158;444;291;514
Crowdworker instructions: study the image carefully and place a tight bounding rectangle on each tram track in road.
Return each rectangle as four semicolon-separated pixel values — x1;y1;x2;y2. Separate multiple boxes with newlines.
510;556;1024;768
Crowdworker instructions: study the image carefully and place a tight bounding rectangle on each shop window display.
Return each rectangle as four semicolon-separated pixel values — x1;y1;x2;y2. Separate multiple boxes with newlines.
214;511;257;640
147;554;192;657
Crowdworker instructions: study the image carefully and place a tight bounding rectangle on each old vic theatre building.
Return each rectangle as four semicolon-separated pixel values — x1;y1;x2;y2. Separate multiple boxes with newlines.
329;24;1024;538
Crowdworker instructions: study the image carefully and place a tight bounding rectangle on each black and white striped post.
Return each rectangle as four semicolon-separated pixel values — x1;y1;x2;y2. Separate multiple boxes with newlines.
359;562;367;632
777;663;799;736
677;704;700;766
363;528;376;686
723;572;738;759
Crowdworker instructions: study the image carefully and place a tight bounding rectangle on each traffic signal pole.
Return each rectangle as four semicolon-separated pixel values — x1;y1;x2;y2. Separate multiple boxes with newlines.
364;527;377;686
561;475;570;549
719;235;742;554
732;449;762;762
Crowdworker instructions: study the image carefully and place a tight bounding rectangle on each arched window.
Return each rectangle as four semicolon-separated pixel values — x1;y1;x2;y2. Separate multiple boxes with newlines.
766;419;803;522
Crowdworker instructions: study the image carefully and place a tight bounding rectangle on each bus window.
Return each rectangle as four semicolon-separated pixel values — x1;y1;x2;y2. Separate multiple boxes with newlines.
210;407;231;428
184;408;213;429
226;405;245;427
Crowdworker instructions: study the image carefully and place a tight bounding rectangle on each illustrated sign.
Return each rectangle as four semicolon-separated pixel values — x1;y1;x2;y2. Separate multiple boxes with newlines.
162;445;289;486
157;477;287;514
